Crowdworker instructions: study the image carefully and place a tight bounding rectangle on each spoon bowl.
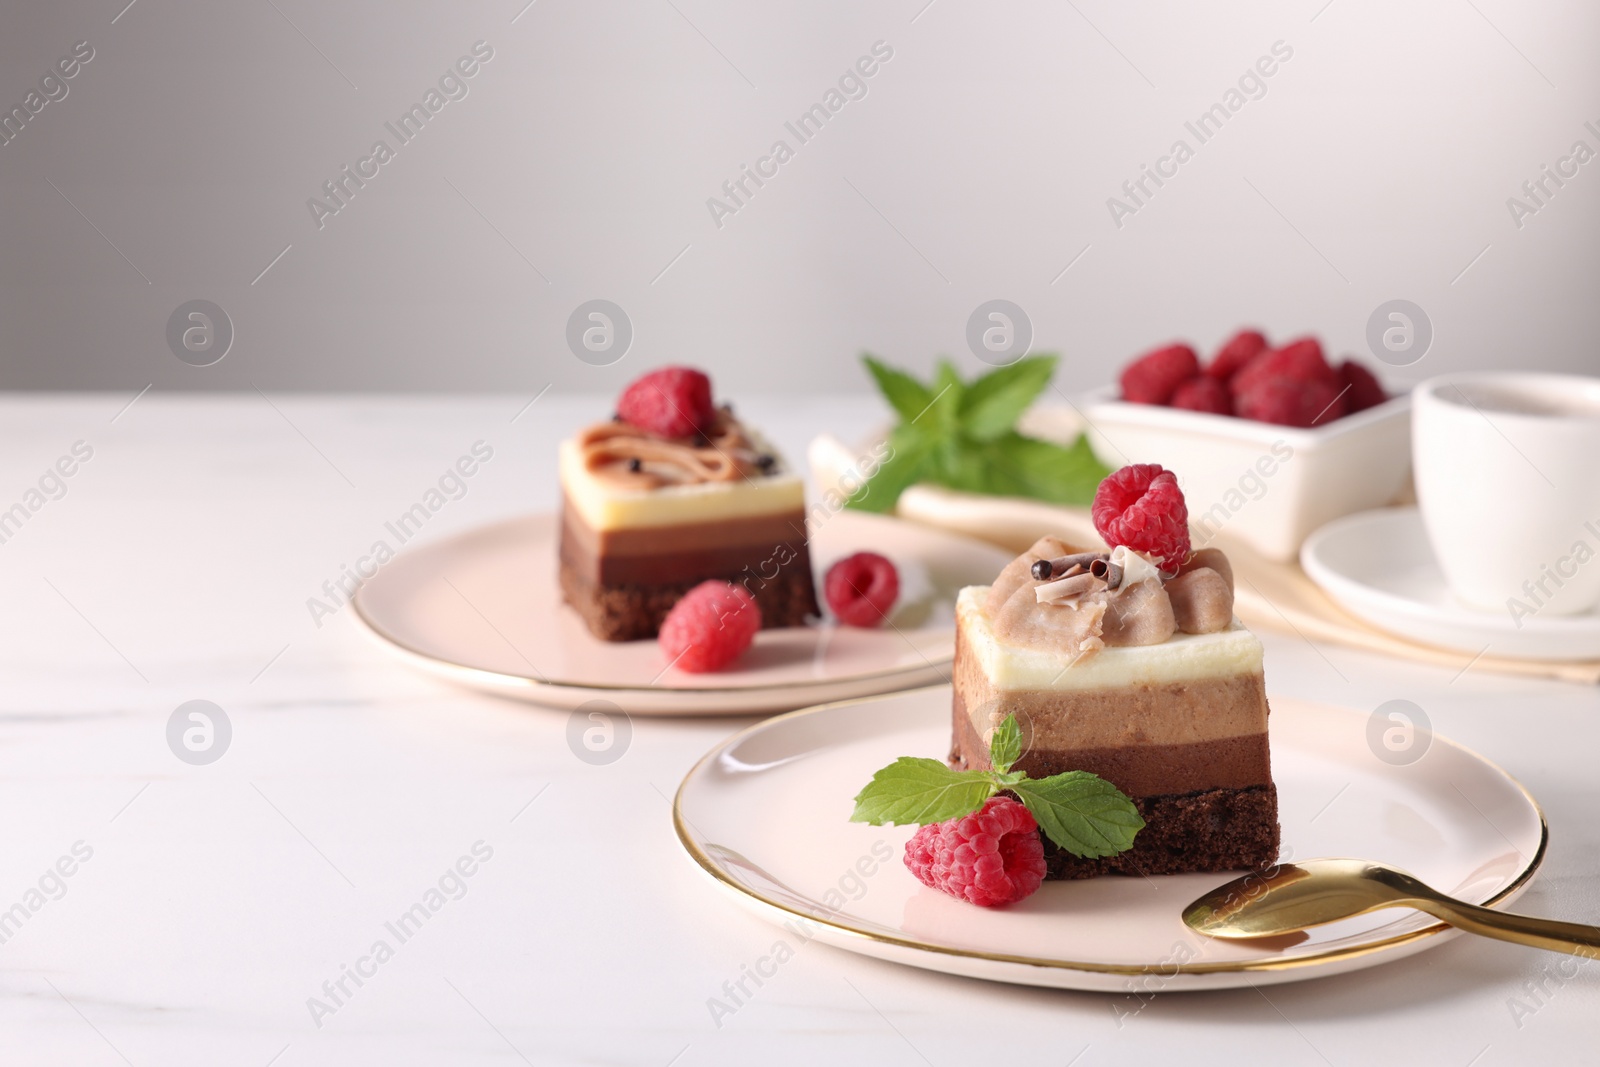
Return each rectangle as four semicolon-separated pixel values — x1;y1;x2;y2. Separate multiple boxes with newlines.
1185;858;1600;959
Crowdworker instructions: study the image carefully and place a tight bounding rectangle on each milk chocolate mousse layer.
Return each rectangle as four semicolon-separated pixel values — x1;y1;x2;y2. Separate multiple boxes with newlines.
559;499;812;587
950;677;1272;796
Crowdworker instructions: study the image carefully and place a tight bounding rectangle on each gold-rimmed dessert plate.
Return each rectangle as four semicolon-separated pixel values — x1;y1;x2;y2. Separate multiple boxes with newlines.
353;511;1011;714
673;686;1545;990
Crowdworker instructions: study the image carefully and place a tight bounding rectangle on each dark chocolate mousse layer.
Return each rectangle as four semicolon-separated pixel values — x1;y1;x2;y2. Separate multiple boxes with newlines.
560;561;817;642
559;500;819;641
950;699;1279;877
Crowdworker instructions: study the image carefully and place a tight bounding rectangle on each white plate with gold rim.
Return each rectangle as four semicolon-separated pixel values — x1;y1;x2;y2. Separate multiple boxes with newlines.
353;511;1012;715
673;686;1546;990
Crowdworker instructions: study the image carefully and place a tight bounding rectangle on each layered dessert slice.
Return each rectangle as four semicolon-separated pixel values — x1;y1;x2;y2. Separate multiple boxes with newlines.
950;465;1278;878
559;367;819;642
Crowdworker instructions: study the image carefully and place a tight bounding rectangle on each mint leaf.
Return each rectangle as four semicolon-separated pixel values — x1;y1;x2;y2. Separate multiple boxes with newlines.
959;356;1058;442
973;432;1112;504
853;353;1106;512
1010;771;1145;858
850;757;997;826
929;439;991;495
846;425;936;513
889;431;1109;507
988;714;1023;774
928;360;965;433
862;355;933;423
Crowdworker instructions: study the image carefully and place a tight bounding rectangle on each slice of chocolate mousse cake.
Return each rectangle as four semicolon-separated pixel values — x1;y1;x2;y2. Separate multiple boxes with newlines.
558;367;819;642
950;464;1278;879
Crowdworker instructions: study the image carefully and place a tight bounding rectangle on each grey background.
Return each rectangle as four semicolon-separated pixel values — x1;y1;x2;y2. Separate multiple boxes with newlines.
4;0;1598;395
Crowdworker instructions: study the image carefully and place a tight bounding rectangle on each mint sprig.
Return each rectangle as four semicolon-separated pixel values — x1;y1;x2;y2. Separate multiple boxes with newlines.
849;714;1144;858
849;355;1111;514
847;758;998;826
1010;774;1146;859
987;710;1024;774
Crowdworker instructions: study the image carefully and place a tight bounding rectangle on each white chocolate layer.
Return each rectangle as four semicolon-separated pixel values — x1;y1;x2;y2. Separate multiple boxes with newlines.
559;437;804;531
957;586;1262;691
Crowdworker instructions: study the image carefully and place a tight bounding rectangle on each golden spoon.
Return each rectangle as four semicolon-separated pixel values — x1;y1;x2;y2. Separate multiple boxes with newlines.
1183;858;1600;958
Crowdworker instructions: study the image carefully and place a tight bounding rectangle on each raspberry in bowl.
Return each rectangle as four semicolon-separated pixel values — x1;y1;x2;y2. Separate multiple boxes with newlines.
1082;329;1411;561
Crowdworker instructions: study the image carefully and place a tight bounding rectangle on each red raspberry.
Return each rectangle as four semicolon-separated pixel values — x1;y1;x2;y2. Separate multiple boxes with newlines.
1231;336;1335;398
1207;329;1269;381
1234;376;1345;427
1169;375;1231;415
616;366;715;439
1338;359;1387;413
1120;343;1201;405
903;796;1045;907
1091;463;1190;571
824;552;899;628
658;581;761;672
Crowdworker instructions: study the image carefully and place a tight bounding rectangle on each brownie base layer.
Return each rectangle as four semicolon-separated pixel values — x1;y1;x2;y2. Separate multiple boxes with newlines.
559;558;818;642
1034;783;1280;879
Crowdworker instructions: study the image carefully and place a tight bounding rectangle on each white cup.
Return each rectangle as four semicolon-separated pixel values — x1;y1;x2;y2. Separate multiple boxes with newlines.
1413;373;1600;618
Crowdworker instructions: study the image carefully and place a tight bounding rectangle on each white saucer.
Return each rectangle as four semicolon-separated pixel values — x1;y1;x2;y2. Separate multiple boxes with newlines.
674;686;1545;991
1301;508;1600;662
352;511;1011;715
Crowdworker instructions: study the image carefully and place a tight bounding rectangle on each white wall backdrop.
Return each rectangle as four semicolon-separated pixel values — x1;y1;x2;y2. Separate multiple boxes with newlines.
3;0;1598;395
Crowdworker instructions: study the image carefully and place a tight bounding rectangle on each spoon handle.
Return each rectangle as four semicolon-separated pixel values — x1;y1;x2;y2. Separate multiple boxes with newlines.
1416;897;1600;958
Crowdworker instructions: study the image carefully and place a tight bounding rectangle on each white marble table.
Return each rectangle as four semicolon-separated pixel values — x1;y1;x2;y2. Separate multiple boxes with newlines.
0;392;1595;1066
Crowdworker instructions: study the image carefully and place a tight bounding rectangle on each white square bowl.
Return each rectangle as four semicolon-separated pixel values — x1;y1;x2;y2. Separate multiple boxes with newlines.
1080;385;1412;562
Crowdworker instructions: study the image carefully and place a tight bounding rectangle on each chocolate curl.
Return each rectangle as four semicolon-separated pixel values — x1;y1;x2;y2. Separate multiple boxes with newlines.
1035;572;1104;603
1031;552;1109;581
1091;558;1125;590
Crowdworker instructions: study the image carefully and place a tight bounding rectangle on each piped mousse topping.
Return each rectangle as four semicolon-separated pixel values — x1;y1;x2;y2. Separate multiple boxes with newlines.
578;411;774;490
982;463;1236;656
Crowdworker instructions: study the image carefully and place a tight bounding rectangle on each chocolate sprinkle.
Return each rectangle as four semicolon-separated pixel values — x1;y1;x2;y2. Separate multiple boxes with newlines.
755;454;776;472
1032;551;1108;581
627;457;643;472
